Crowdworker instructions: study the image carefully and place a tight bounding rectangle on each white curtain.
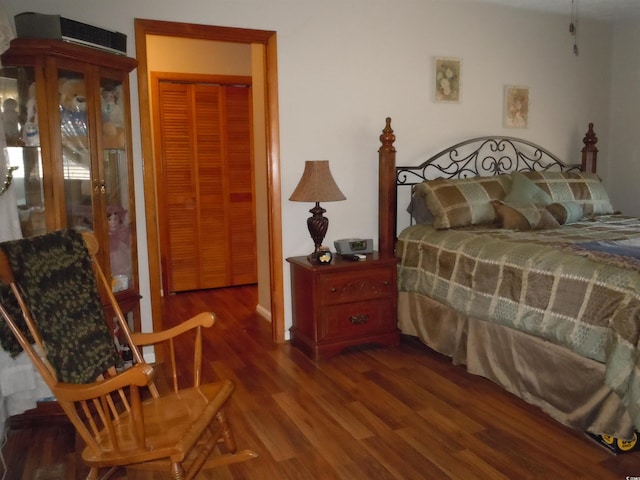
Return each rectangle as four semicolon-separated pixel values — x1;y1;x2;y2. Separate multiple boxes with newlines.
0;7;51;434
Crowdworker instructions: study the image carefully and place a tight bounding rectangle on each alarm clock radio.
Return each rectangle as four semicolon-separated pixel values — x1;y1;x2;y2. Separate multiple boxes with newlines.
334;238;373;255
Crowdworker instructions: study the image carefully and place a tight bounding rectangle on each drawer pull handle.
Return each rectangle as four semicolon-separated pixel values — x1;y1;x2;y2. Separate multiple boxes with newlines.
331;287;337;292
350;314;369;325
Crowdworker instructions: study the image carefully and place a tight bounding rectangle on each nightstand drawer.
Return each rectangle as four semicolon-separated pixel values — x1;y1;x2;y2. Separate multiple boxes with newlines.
320;299;395;341
319;267;394;305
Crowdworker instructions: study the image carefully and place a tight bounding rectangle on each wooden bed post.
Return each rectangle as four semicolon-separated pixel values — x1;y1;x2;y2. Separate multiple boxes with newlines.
378;117;396;258
581;123;598;173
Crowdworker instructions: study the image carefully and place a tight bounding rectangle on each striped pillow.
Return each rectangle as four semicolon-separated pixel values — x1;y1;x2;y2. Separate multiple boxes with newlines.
492;200;560;231
423;175;511;229
546;201;584;225
522;171;613;216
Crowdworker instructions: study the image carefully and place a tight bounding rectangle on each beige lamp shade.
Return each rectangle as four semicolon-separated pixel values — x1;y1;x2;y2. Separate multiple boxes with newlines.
289;160;345;260
289;160;346;203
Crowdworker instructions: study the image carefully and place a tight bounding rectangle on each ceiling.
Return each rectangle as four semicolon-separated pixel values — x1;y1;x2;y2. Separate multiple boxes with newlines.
463;0;640;22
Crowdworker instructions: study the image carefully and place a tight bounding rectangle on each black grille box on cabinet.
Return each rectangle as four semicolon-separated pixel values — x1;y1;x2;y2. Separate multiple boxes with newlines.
15;12;127;55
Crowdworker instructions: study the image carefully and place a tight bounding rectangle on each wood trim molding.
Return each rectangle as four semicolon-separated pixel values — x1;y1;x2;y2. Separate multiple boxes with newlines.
134;19;284;343
265;34;285;343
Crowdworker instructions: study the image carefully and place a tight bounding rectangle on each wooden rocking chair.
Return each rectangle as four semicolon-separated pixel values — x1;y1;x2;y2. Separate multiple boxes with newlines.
0;229;257;479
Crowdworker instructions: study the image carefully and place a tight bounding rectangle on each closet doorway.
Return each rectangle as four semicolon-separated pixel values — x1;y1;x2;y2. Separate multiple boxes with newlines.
135;19;285;342
152;74;257;293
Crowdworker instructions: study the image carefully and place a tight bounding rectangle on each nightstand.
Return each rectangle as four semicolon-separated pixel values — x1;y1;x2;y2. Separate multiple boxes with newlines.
287;252;399;360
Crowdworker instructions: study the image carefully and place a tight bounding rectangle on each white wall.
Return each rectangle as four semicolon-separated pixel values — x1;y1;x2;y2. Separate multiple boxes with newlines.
608;19;640;217
1;0;623;334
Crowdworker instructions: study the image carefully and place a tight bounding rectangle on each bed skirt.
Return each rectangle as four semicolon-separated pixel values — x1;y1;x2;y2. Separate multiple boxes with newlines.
398;290;635;439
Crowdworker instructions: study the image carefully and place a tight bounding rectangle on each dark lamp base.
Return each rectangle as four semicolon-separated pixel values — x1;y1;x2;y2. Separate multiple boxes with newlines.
306;202;329;259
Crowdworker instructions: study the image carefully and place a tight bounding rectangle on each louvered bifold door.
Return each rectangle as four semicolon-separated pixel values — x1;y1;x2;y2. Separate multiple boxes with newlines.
156;81;256;293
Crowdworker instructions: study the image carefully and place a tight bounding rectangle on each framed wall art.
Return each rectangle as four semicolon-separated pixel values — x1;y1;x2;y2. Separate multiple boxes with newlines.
504;85;529;128
434;57;461;103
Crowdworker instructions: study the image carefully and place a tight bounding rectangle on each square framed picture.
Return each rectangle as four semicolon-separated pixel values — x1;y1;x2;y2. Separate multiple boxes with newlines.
434;57;461;103
504;85;530;128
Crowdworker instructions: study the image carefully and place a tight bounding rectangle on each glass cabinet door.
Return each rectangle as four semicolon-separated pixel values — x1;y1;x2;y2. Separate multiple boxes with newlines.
59;69;93;233
0;66;46;237
100;77;133;293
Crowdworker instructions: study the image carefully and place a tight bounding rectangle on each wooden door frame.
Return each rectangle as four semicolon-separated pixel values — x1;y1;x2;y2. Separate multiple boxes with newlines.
134;19;285;343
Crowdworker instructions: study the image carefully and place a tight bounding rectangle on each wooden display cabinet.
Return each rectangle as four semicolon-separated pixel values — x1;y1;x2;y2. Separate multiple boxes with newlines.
287;252;400;360
1;39;140;333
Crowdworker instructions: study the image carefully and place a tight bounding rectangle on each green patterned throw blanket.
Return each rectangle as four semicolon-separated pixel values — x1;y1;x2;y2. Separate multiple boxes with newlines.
0;279;33;357
0;229;118;384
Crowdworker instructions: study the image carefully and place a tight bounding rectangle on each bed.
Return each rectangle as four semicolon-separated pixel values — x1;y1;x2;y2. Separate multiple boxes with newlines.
376;117;640;446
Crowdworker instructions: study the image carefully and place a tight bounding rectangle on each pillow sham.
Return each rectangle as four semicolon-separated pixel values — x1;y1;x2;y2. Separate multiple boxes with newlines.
423;175;511;229
522;171;614;215
504;171;552;206
491;200;529;230
491;200;560;231
545;201;584;225
406;182;434;224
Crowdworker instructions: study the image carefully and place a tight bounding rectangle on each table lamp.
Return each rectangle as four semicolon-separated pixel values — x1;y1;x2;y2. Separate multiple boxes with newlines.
289;160;346;259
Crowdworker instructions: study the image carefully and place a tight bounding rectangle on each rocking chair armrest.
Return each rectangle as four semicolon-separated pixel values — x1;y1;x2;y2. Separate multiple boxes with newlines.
129;312;215;347
52;363;155;402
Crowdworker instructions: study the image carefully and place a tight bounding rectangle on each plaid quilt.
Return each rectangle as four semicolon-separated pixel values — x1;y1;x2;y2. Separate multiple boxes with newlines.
397;215;640;428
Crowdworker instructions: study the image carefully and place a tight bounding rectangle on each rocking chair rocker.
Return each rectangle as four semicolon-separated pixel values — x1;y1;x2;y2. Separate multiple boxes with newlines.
0;229;257;479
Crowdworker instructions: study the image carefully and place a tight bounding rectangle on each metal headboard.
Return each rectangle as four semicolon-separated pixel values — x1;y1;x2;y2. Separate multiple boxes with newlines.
377;117;598;258
395;136;583;231
396;136;581;187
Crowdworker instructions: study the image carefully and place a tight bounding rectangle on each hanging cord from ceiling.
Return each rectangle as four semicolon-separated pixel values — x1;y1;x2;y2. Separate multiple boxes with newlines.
570;0;579;56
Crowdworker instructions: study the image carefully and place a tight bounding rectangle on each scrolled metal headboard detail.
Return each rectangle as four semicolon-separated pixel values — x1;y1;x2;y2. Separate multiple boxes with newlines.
395;136;581;188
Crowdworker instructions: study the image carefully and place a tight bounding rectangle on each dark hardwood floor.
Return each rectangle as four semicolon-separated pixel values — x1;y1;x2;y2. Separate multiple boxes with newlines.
3;284;640;479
